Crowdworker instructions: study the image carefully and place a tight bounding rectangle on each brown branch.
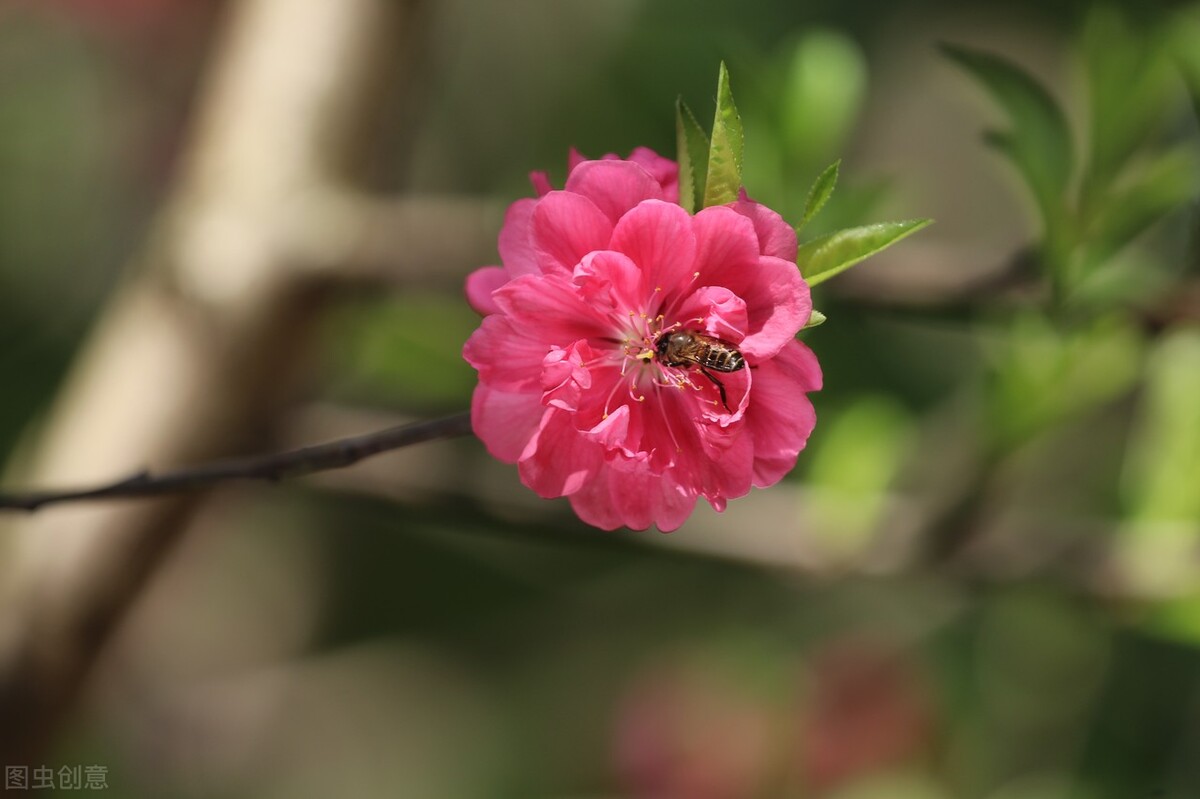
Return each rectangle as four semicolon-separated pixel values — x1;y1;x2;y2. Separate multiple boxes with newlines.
0;413;472;512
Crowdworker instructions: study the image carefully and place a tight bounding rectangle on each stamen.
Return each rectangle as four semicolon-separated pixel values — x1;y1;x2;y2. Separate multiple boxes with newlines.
601;372;626;418
655;387;685;455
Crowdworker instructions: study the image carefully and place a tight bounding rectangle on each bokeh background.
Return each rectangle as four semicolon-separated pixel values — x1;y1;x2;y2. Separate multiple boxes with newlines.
2;0;1200;797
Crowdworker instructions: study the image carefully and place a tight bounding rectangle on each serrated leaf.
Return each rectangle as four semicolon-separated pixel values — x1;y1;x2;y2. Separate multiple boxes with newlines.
798;219;932;287
675;98;709;215
942;43;1073;227
802;309;827;330
800;160;840;230
702;62;745;207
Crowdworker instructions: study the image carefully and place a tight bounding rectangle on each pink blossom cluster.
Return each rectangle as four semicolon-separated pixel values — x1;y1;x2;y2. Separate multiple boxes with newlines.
463;148;821;531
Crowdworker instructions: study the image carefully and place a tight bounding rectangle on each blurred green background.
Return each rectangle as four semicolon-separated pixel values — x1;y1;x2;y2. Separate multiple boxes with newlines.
2;0;1200;796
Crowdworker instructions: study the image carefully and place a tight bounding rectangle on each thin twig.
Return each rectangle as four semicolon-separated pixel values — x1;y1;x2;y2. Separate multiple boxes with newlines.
0;412;473;512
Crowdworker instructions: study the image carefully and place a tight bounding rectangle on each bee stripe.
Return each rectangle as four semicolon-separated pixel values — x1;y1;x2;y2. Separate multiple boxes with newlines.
703;348;745;372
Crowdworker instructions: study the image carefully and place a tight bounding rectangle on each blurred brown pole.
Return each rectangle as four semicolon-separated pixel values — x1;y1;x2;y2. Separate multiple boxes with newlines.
0;0;414;762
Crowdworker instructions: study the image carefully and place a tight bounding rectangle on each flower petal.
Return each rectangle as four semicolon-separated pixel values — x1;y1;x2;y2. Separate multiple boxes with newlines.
463;313;552;392
565;160;664;226
690;207;811;359
584;403;631;449
691;205;761;286
672;285;749;344
541;340;596;412
607;466;697;532
567;146;587;174
529;170;553;196
518;409;604;498
701;431;755;509
610;200;698;303
567;470;624;531
465;266;508;316
730;195;798;261
626;146;681;204
569;463;698;532
735;256;812;360
497;198;538;277
572;250;645;321
471;384;545;463
532;190;614;275
745;339;822;487
493;273;614;341
641;386;752;505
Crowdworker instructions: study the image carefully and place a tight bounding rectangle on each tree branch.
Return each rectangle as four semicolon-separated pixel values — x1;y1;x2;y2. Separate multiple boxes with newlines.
0;413;472;512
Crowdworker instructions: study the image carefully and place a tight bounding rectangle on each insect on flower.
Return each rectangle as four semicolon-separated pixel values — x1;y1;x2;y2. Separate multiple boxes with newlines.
654;330;746;413
462;148;822;532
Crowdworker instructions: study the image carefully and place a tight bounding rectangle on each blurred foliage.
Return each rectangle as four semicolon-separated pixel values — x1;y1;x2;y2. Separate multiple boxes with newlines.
4;0;1200;797
322;291;481;411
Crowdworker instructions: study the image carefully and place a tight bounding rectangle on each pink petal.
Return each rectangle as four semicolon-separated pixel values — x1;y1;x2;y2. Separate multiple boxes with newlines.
566;470;624;531
610;200;698;303
471;384;546;463
569;463;698;532
607;466;697;532
690;206;811;358
673;405;755;510
690;205;761;286
572;250;645;320
626;146;681;204
465;266;508;315
584;403;630;449
644;387;751;501
518;409;604;497
529;170;554;196
532;190;615;275
493;273;615;341
567;146;588;174
695;423;756;507
463;314;553;392
541;340;596;412
568;365;655;463
672;285;749;344
697;366;752;427
735;256;812;360
745;340;821;487
730;196;798;261
497;198;539;277
565;160;665;226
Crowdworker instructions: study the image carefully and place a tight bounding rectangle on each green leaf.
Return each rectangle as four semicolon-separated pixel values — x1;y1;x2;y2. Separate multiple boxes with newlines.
798;219;932;287
675;98;710;214
1084;147;1200;268
702;61;745;207
1115;331;1200;593
1081;7;1174;208
941;43;1073;228
1175;7;1200;124
802;309;827;330
800;160;839;230
1123;330;1200;523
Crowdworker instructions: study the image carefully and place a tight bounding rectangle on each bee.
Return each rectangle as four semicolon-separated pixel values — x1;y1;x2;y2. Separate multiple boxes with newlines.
655;330;745;412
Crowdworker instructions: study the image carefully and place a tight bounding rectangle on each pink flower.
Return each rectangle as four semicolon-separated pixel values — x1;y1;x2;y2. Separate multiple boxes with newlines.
463;150;821;531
